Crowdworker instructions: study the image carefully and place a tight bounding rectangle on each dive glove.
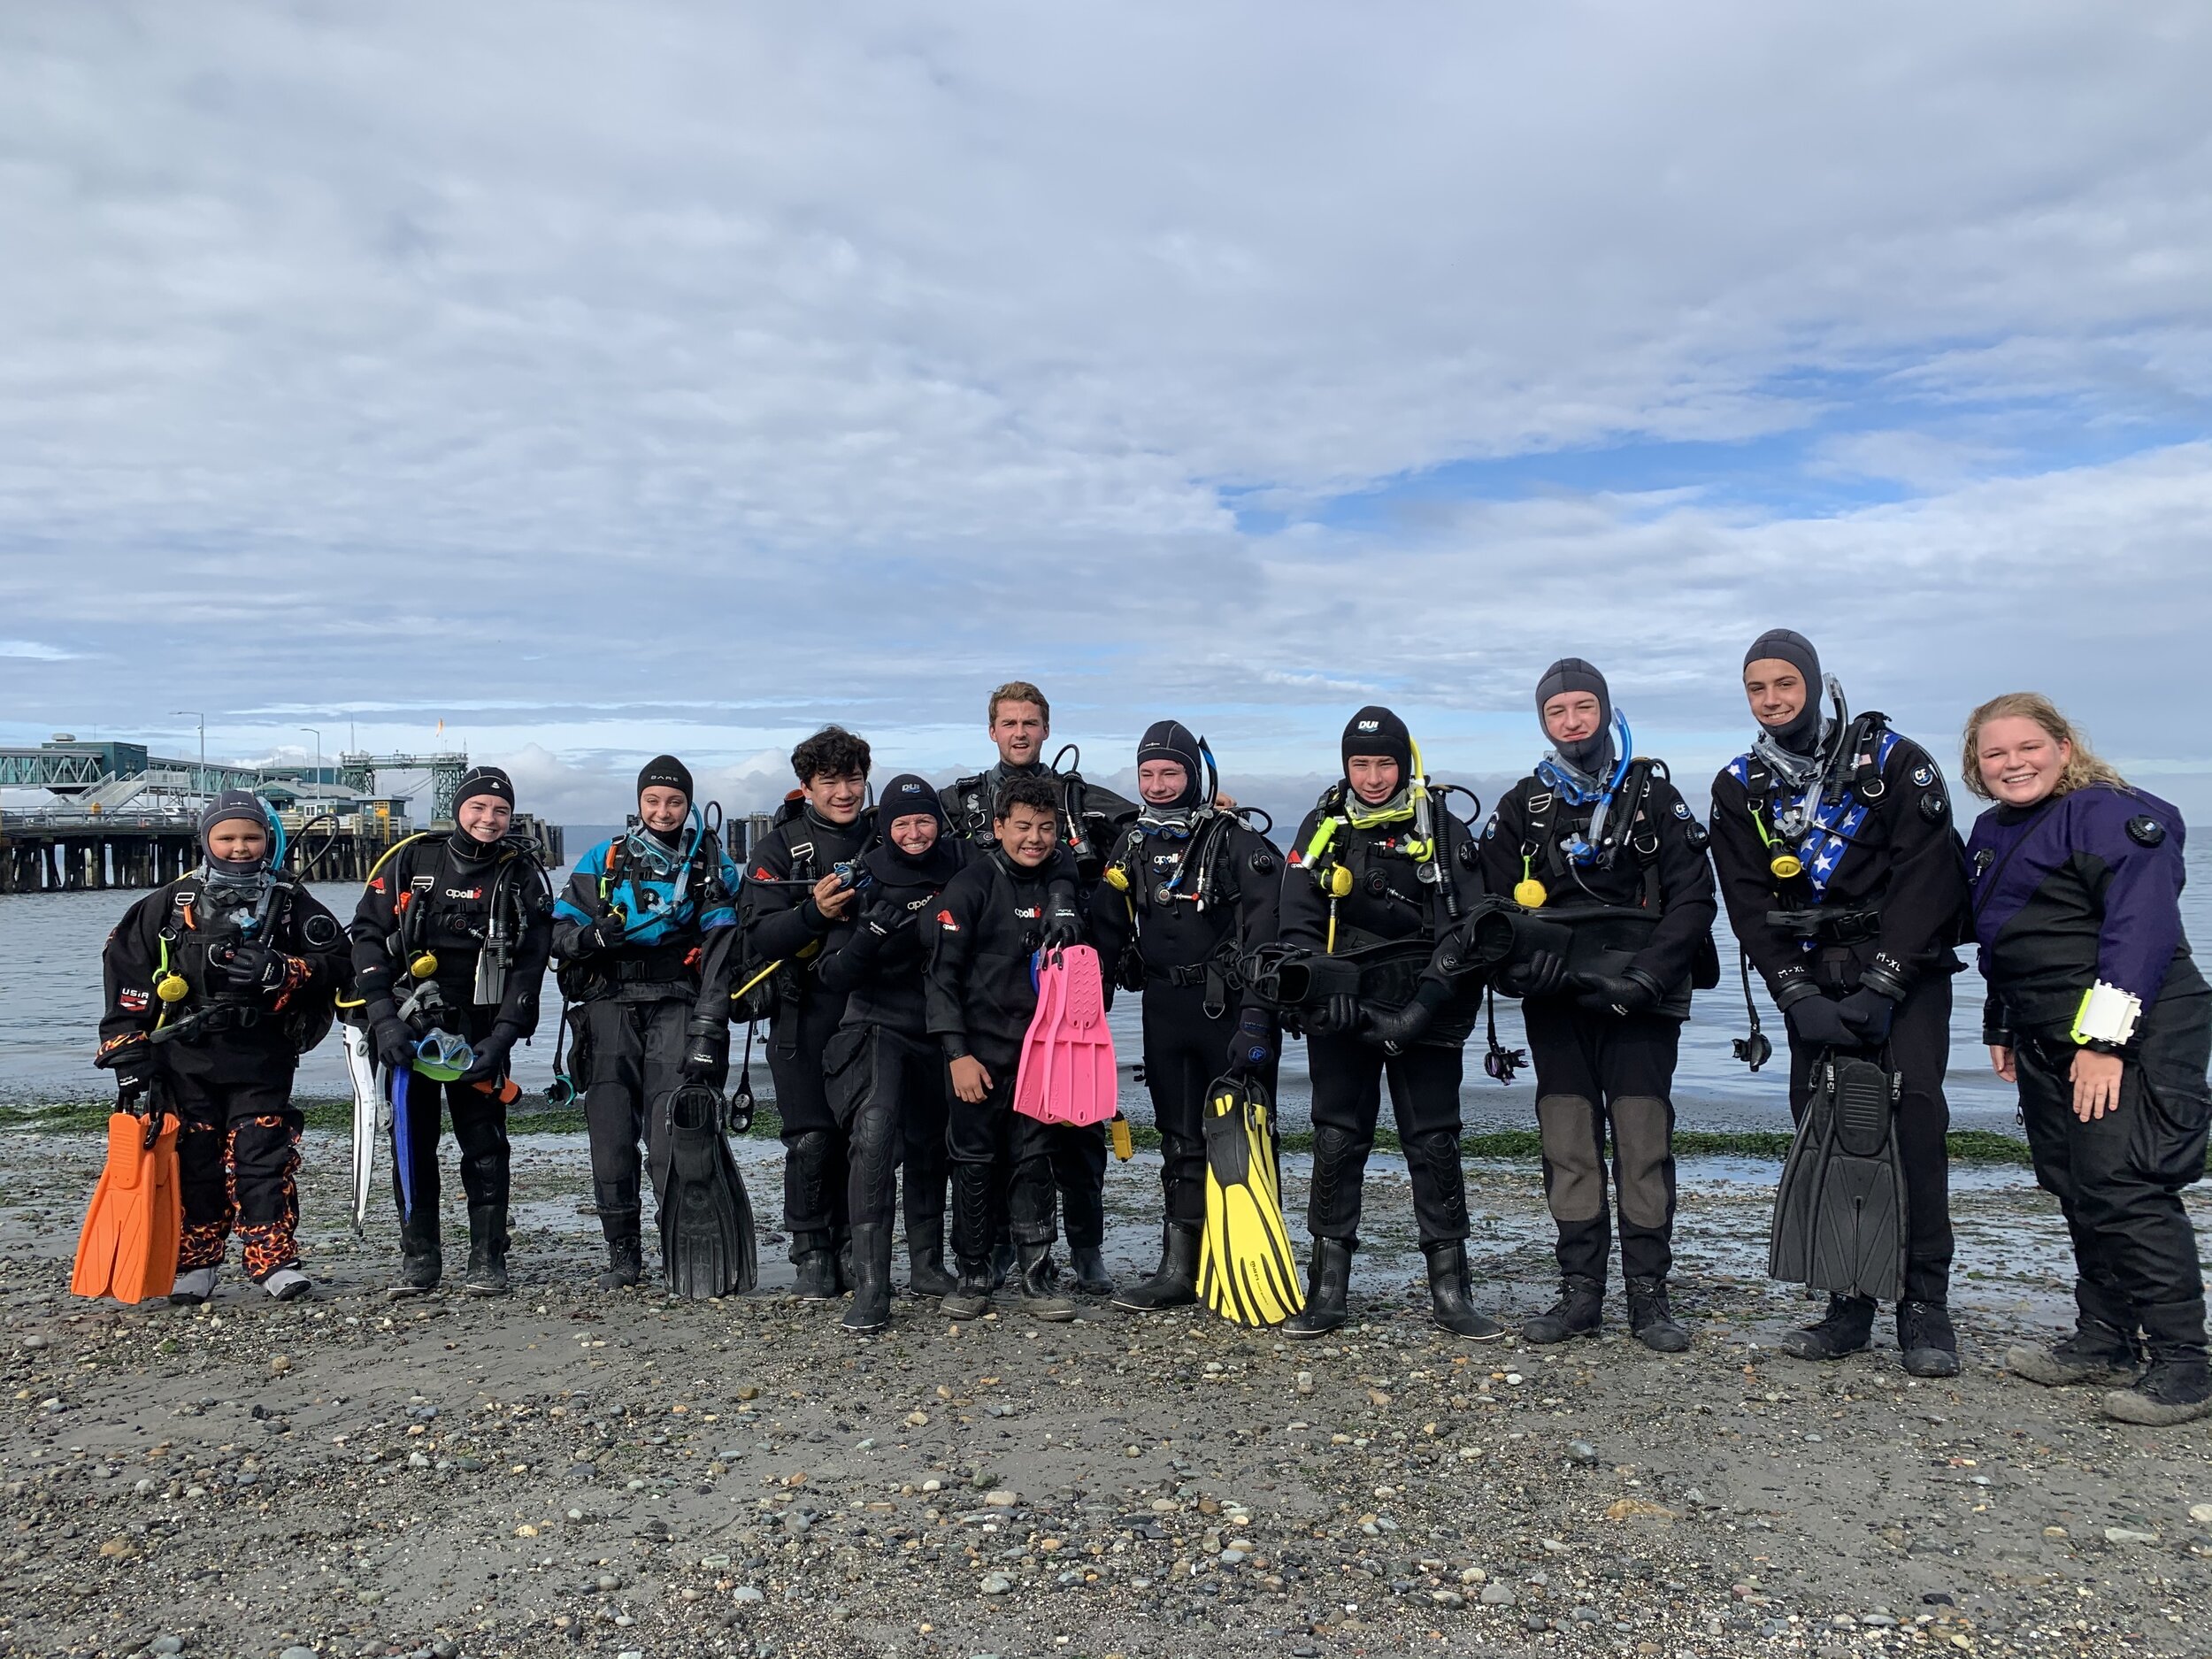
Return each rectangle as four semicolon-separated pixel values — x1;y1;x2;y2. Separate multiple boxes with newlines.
209;941;289;996
852;897;910;950
1314;991;1367;1038
1227;1008;1276;1078
1834;986;1901;1044
1783;995;1855;1049
458;1024;519;1085
574;916;627;956
1573;966;1664;1017
680;1018;730;1087
1500;948;1570;999
1041;882;1084;952
372;1016;418;1071
1361;999;1434;1054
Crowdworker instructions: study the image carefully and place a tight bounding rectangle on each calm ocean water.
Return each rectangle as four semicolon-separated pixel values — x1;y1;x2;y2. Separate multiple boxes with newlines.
6;839;2207;1139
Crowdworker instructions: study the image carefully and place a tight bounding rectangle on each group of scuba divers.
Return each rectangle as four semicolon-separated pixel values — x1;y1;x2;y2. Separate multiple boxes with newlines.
84;630;2212;1430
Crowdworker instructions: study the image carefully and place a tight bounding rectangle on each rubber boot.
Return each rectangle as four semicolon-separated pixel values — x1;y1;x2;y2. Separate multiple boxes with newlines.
1777;1292;1875;1361
1016;1240;1077;1322
595;1218;642;1292
792;1248;840;1301
841;1222;893;1335
1626;1276;1690;1353
1521;1275;1603;1344
462;1203;511;1297
2102;1353;2212;1425
1897;1300;1961;1377
2007;1322;2141;1387
989;1227;1016;1292
1069;1244;1114;1297
835;1228;856;1298
1111;1222;1201;1313
1426;1241;1507;1340
388;1207;442;1302
904;1210;959;1300
1283;1238;1353;1340
940;1265;993;1322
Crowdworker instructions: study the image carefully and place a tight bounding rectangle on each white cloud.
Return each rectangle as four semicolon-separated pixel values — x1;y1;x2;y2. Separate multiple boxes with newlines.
0;3;2207;805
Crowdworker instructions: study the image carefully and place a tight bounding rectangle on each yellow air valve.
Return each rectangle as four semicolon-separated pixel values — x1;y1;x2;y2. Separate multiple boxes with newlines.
1769;851;1804;880
410;952;440;979
1103;865;1130;892
1324;864;1353;898
1512;878;1548;910
156;973;190;1004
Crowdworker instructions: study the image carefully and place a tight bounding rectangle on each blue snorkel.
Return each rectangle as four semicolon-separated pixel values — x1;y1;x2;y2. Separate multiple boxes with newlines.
1539;710;1634;867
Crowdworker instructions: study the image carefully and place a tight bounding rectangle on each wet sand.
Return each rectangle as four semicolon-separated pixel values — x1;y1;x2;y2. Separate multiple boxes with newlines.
3;1127;2208;1659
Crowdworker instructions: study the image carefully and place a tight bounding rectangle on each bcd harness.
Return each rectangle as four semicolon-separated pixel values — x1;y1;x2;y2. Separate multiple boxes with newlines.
1510;757;1672;915
1102;808;1279;1017
1734;712;1897;940
359;832;550;1022
1297;757;1470;956
105;873;335;1059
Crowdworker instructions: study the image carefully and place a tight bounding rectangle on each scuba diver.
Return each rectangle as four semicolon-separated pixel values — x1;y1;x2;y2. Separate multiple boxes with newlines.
1478;660;1717;1351
924;774;1090;1322
815;773;972;1332
95;790;348;1303
349;765;553;1299
941;681;1137;1296
1964;694;2212;1425
1276;707;1501;1341
727;726;877;1301
1087;719;1284;1313
552;756;742;1292
1709;629;1968;1375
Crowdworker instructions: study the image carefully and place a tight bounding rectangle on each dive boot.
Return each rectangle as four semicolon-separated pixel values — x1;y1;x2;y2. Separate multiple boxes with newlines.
1112;1221;1201;1313
463;1204;511;1297
1777;1292;1875;1361
388;1209;443;1302
792;1247;841;1302
1522;1275;1603;1344
595;1224;643;1292
904;1213;958;1300
940;1266;993;1322
1016;1240;1077;1323
1425;1241;1506;1340
2007;1323;2141;1387
1626;1276;1690;1354
167;1266;219;1308
1069;1243;1115;1297
2101;1354;2212;1425
1282;1238;1353;1340
841;1222;893;1335
259;1266;311;1302
989;1229;1016;1292
1897;1300;1961;1378
835;1230;856;1297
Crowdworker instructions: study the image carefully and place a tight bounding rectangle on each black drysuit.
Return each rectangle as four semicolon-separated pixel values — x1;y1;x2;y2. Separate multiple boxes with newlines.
1478;769;1717;1284
98;872;349;1280
924;848;1087;1272
1709;726;1968;1305
1089;814;1283;1226
349;832;553;1217
736;802;876;1261
1279;793;1487;1250
817;837;970;1248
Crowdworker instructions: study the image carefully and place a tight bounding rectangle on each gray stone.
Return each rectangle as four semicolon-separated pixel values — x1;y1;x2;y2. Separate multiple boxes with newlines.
1479;1582;1516;1606
980;1571;1014;1595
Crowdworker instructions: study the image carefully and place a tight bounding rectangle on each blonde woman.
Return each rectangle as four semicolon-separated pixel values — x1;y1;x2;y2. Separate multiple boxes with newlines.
1964;693;2210;1425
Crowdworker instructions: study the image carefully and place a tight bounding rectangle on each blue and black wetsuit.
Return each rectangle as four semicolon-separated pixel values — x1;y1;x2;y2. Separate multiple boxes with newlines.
1969;783;2209;1362
552;825;741;1258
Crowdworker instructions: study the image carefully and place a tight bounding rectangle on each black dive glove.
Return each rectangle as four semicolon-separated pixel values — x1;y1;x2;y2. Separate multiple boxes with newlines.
851;897;910;952
1041;882;1084;953
1227;1008;1276;1079
1834;986;1901;1044
1499;947;1570;1000
372;1016;418;1071
1573;966;1665;1017
1362;999;1434;1054
100;1040;156;1102
458;1024;520;1085
573;916;627;956
680;1018;731;1087
1312;992;1367;1039
209;941;288;997
1783;995;1855;1049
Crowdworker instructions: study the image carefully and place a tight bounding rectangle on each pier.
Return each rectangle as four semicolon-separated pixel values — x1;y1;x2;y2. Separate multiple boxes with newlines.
0;737;564;892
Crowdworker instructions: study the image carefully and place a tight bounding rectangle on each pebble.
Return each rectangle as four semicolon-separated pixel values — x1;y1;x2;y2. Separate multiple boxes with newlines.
1431;1589;1466;1609
280;1648;317;1659
1565;1440;1598;1464
597;1573;624;1592
2104;1527;2160;1547
1480;1582;1517;1606
982;1489;1018;1508
618;1650;644;1659
980;1572;1014;1595
733;1586;764;1603
2192;1503;2212;1525
149;1640;184;1656
19;1334;46;1350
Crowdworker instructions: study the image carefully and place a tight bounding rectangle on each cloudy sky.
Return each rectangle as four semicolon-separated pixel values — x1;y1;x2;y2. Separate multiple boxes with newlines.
4;4;2208;824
